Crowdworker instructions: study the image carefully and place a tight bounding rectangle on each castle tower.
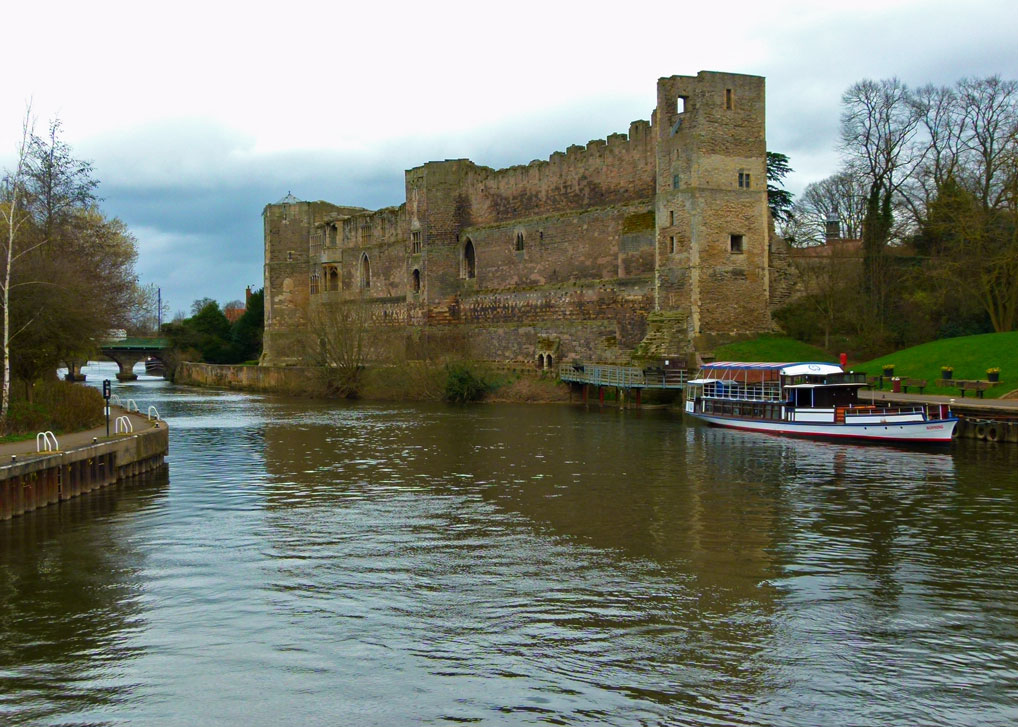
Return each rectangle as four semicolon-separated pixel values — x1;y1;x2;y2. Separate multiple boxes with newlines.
262;194;355;365
654;71;771;348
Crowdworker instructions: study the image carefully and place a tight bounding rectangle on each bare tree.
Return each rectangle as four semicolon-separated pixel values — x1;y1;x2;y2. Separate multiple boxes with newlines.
306;299;371;397
784;171;869;246
0;107;35;431
958;76;1018;211
840;79;927;330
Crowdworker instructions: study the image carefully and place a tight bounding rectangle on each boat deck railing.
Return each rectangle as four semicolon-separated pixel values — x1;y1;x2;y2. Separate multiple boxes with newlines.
698;383;784;402
559;364;689;389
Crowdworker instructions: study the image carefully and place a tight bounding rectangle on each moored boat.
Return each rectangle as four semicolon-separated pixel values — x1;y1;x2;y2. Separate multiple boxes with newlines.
144;357;166;376
683;361;957;444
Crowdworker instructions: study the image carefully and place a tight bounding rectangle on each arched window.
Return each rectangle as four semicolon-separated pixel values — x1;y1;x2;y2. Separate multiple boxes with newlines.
360;253;371;288
462;239;476;279
412;268;421;293
515;232;525;251
328;267;339;291
546;354;553;370
536;354;544;370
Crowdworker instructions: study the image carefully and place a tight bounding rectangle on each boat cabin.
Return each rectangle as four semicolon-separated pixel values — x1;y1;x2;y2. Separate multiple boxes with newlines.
685;362;869;422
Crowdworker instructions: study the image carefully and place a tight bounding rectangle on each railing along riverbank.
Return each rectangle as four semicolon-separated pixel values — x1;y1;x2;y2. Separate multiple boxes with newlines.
0;408;168;521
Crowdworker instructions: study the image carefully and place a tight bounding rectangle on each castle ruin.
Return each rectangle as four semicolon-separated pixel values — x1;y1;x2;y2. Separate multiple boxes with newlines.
261;71;794;370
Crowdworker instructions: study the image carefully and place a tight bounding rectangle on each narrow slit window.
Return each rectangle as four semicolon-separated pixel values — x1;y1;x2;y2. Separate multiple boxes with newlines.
669;236;676;254
725;88;733;110
669;210;675;226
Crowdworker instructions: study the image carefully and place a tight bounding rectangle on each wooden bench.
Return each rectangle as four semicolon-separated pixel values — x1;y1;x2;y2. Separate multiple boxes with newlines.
957;380;992;398
900;378;927;393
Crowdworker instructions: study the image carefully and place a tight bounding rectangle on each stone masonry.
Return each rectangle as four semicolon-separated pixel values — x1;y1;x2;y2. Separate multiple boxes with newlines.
262;71;792;369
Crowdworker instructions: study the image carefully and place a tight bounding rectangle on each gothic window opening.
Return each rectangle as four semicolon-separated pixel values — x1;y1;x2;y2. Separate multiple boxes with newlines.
730;234;745;254
360;253;371;288
412;268;421;293
515;232;524;251
411;230;422;254
462;239;476;279
328;267;339;291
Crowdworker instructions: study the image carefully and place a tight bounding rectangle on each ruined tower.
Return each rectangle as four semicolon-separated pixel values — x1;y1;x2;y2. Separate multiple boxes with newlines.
654;72;770;347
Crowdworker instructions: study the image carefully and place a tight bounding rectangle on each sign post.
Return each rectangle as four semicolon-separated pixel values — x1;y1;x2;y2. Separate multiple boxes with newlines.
102;379;111;438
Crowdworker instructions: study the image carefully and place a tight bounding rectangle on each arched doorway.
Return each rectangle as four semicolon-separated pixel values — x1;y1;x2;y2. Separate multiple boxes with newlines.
412;268;421;293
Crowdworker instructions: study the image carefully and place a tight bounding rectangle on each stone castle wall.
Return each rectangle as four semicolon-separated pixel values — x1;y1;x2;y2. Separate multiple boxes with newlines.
262;71;788;369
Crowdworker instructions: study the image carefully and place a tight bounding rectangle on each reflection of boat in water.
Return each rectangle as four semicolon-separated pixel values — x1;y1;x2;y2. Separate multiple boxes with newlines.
684;362;958;444
144;357;166;376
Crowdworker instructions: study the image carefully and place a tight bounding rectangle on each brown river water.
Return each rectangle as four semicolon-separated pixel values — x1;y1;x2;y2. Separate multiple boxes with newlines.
1;362;1017;726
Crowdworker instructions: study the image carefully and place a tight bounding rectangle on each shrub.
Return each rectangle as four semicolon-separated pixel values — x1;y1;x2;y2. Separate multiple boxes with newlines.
443;364;488;403
33;381;105;432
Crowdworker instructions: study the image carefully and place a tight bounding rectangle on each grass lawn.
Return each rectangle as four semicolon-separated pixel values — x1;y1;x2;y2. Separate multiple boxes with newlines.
713;334;833;363
853;331;1018;399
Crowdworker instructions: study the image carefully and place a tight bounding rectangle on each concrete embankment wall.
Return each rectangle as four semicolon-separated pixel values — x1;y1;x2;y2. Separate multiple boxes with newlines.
0;421;168;521
176;363;320;394
954;416;1018;443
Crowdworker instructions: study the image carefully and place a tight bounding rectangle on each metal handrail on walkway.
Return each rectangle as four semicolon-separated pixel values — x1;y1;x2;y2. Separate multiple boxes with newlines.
35;431;59;452
559;363;689;389
115;416;134;434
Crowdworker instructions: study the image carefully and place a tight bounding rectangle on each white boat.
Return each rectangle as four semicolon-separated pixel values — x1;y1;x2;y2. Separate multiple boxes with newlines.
683;361;957;444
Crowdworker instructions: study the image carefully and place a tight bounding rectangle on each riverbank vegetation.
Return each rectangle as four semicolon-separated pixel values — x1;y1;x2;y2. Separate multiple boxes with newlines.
776;74;1018;360
2;380;103;439
1;112;149;433
713;335;833;363
162;290;264;373
855;331;1018;398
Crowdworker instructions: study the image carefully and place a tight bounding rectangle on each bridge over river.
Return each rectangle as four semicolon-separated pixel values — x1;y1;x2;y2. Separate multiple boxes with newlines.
65;337;170;382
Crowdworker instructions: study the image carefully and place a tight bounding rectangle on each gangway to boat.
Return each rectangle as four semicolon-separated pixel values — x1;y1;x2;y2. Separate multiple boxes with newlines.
559;363;689;389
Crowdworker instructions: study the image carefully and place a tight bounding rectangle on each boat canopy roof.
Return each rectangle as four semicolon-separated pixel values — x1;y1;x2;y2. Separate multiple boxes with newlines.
701;361;844;377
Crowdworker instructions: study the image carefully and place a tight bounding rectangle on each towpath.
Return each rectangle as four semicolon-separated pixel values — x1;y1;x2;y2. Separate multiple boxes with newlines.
0;408;158;460
863;389;1018;414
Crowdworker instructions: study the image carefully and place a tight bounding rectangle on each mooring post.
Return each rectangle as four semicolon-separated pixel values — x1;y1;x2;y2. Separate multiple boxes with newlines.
636;389;642;408
598;387;604;406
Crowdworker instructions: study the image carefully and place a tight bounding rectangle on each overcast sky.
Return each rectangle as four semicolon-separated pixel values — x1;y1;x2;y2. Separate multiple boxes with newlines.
2;0;1016;315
